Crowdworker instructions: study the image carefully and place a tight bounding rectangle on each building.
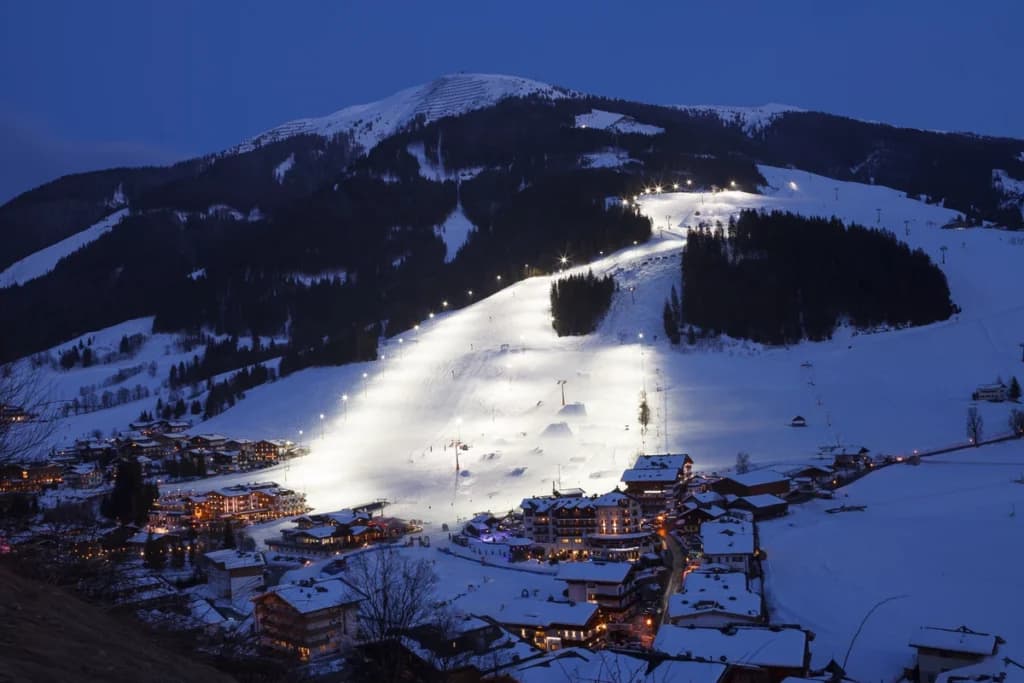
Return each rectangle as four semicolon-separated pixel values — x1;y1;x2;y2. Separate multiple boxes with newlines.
267;508;416;557
675;504;727;535
667;568;763;627
729;494;789;521
396;616;542;681
520;489;655;560
194;482;308;523
700;516;756;574
64;462;104;489
653;624;810;680
973;383;1008;402
909;626;1000;683
253;439;293;464
486;600;602;651
204;549;266;602
0;462;62;493
252;578;363;660
711;471;790;498
620;453;693;518
557;561;638;623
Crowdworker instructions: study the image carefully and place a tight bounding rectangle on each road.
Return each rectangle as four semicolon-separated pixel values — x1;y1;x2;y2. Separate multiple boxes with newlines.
660;531;687;626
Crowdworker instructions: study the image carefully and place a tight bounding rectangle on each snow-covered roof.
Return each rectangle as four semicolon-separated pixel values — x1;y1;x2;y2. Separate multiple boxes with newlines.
723;470;790;487
736;494;788;509
685;492;725;506
483;599;598;629
909;626;998;656
591;490;634;507
556;561;633;584
668;570;761;621
700;518;755;556
653;624;808;668
265;579;362;614
633;453;692;470
508;647;726;683
204;548;265;570
620;467;679;483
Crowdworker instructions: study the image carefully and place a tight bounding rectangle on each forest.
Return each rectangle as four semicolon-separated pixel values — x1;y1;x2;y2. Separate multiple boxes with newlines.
677;210;955;344
550;270;616;336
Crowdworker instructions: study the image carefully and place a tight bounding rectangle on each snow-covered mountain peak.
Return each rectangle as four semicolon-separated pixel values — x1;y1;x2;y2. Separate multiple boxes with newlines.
675;103;805;135
234;73;573;155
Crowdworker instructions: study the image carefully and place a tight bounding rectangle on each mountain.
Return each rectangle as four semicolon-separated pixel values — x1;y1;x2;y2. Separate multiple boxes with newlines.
1;73;1022;375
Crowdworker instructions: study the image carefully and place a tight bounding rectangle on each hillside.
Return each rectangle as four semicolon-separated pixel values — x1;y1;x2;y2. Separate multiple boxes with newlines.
0;564;233;683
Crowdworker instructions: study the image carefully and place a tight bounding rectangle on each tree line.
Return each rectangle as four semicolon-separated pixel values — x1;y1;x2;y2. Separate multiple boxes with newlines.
675;210;955;344
550;270;616;336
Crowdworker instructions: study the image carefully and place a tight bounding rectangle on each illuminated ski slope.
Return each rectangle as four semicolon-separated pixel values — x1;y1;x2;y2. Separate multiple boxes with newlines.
199;165;1024;526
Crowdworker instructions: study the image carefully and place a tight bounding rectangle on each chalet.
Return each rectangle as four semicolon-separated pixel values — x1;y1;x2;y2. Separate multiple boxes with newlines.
712;471;790;498
253;439;292;463
682;491;727;510
0;403;32;423
780;464;834;487
833;448;871;471
653;624;810;679
700;516;756;574
557;561;638;623
165;420;191;433
129;439;169;459
675;504;727;535
189;433;228;449
64;462;103;489
667;568;763;627
204;549;266;602
252;578;362;660
486;599;602;651
909;626;1000;683
267;509;415;557
396;616;542;681
729;494;789;521
973;383;1008;402
620;453;693;518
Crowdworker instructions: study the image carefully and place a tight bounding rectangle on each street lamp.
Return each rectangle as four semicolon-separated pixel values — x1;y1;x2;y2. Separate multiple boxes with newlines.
319;413;325;440
496;275;502;282
362;372;368;396
556;379;568;406
442;300;448;308
341;394;348;419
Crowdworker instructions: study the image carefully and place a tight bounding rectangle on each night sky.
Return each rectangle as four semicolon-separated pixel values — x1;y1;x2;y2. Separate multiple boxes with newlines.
1;1;1021;203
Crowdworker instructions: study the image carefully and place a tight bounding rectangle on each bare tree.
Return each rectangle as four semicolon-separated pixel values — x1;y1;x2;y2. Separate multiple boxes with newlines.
1009;408;1024;437
966;406;984;445
1;362;57;464
735;451;752;474
345;548;440;643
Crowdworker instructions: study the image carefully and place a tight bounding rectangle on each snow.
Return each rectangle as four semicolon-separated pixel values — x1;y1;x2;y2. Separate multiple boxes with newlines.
435;203;476;263
700;518;755;556
187;267;206;281
0;208;129;288
761;441;1024;680
509;648;726;683
668;569;761;622
288;269;348;286
676;103;804;135
993;169;1024;218
574;109;663;136
407;141;484;182
653;624;808;668
909;626;998;656
273;153;295;183
234;73;572;156
580;148;638;169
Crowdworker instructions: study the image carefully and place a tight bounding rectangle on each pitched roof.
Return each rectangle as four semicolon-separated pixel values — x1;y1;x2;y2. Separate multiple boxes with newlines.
653;625;807;668
909;626;998;656
265;579;362;614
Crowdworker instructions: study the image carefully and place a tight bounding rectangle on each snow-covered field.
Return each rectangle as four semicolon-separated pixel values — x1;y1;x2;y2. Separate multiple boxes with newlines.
761;440;1024;679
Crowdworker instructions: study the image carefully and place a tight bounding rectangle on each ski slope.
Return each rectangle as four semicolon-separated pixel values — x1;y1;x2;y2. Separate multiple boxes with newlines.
191;165;1024;528
0;208;129;288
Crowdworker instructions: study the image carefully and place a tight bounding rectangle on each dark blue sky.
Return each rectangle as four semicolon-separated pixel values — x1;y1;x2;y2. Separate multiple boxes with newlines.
2;1;1021;203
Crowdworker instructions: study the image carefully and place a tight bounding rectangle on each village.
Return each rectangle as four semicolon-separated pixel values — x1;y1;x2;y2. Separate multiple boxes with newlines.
3;399;1019;683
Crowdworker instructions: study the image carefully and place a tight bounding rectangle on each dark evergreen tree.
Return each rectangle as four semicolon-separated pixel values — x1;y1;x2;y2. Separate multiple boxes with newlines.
1009;376;1021;402
143;531;165;571
663;300;681;344
223;520;236;549
550;270;616;336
